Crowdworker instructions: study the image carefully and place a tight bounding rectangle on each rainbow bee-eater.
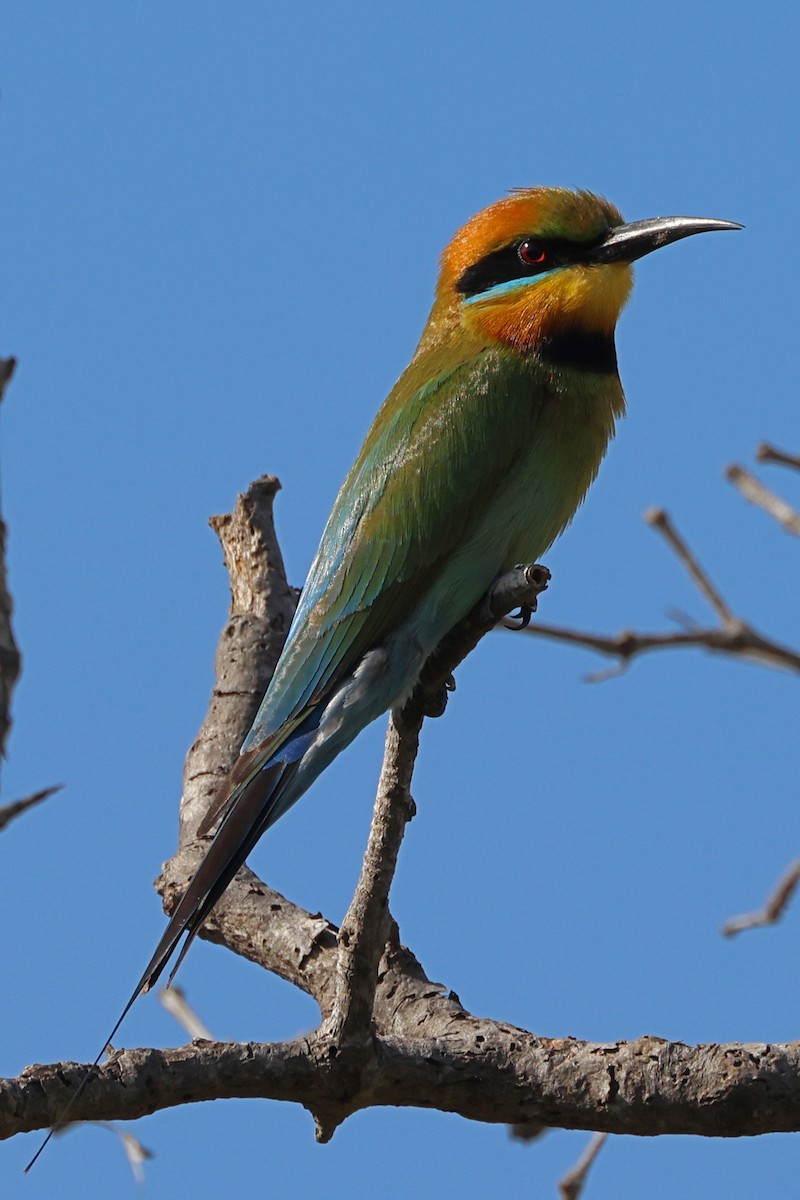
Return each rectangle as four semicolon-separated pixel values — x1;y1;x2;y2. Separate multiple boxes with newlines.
125;189;740;1020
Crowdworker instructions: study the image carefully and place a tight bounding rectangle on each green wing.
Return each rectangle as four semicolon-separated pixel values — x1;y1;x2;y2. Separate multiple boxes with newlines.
244;345;543;750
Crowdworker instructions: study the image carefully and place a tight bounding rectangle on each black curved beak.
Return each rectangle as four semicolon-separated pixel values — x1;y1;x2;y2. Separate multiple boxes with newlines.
586;215;743;264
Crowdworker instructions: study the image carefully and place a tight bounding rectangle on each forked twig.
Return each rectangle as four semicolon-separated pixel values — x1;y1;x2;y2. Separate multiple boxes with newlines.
518;503;800;679
516;446;800;941
523;620;800;682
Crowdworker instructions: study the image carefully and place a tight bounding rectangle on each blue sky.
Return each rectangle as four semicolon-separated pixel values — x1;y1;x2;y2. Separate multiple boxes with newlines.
2;2;799;1196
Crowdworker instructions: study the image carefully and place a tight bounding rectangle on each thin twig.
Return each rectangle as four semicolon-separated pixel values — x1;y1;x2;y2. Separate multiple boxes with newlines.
726;465;800;538
520;621;800;680
645;508;736;624
95;1123;154;1185
0;356;20;758
756;443;800;472
722;860;800;937
0;357;16;403
0;785;63;833
158;986;213;1040
559;1132;608;1200
519;501;800;677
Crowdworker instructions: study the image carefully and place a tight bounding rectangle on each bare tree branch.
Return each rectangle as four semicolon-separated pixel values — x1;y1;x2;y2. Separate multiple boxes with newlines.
726;465;800;538
158;986;213;1041
520;620;800;681
94;1123;154;1186
645;507;735;623
756;442;800;472
722;860;800;937
513;452;800;954
328;714;418;1051
559;1133;608;1200
10;1032;800;1140
153;475;341;1017
0;356;20;760
0;785;63;833
12;477;800;1158
518;504;800;678
0;358;16;403
177;474;298;843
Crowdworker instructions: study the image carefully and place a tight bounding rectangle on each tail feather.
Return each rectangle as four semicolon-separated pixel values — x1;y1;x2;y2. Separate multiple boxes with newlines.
22;739;307;1171
140;758;292;995
23;754;300;1173
197;741;274;838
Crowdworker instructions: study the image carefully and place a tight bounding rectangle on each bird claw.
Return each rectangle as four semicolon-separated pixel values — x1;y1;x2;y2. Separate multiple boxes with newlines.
422;673;456;718
506;604;533;630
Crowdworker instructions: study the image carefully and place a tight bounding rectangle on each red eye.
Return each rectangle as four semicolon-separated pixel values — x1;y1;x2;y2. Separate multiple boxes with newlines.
518;239;548;266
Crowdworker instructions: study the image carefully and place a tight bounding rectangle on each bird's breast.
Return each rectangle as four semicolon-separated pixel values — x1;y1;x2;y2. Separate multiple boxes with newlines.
489;362;623;562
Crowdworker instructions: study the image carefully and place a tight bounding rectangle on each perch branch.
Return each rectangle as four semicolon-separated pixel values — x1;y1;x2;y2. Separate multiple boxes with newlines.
330;565;550;1049
328;713;419;1048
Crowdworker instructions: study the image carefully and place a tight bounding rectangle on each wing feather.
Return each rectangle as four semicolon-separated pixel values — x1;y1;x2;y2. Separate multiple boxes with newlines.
244;347;543;753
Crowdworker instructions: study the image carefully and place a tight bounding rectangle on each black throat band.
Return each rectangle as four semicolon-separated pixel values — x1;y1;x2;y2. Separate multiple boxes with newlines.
538;328;618;374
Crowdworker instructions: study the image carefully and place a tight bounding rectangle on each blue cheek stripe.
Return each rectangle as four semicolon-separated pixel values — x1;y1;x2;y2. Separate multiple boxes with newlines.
462;267;562;305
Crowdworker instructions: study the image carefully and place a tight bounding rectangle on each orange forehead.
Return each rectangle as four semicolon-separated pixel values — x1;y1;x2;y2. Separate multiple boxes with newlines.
439;188;624;294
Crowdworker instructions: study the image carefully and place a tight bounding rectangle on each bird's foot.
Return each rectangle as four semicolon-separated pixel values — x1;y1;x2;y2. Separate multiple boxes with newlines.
505;603;534;630
421;673;456;718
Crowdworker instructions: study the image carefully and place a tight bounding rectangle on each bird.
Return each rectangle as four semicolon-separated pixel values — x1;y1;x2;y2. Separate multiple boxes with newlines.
26;189;740;1170
132;189;741;1002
